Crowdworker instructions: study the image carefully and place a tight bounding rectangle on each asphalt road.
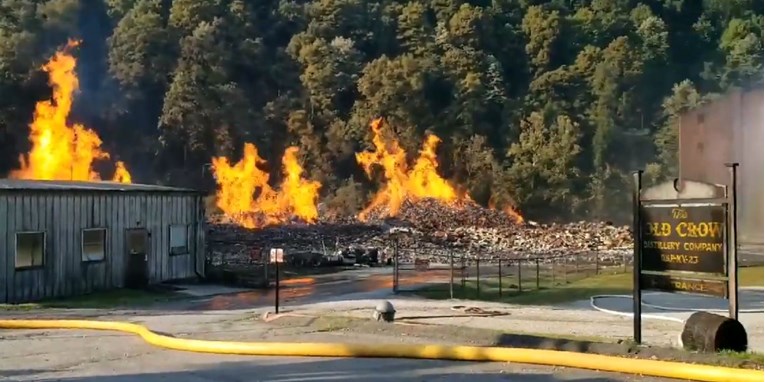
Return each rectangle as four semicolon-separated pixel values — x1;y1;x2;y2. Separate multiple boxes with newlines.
0;327;662;382
185;267;428;311
0;354;655;382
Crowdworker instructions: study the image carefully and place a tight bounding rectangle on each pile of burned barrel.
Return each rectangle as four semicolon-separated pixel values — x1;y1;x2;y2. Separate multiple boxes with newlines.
207;198;632;268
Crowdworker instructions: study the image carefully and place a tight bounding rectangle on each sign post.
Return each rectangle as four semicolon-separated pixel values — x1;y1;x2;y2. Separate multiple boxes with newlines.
726;163;739;321
270;248;284;314
632;164;739;344
632;170;643;344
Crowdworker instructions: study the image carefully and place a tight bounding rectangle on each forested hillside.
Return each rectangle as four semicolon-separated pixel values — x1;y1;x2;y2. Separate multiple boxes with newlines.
0;0;762;222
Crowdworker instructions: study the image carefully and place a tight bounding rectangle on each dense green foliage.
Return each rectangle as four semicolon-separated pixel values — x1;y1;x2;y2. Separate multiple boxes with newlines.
0;0;762;221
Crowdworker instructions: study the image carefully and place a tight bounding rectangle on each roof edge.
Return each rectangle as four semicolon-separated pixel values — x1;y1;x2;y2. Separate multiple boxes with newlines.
0;179;200;193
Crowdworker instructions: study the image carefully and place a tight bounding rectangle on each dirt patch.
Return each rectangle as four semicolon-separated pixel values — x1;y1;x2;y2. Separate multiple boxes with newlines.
264;315;763;370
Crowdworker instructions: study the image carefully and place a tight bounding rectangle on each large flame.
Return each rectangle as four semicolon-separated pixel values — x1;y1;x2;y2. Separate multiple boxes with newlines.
211;143;321;228
10;39;131;183
355;118;461;220
356;118;524;223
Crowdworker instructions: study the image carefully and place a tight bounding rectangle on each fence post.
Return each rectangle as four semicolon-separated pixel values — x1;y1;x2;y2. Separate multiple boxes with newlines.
623;251;627;273
563;255;568;284
535;258;540;290
476;257;481;298
551;256;556;286
265;259;270;285
449;250;454;299
498;258;502;297
575;253;580;277
393;239;399;293
461;251;466;289
595;251;600;275
517;259;522;293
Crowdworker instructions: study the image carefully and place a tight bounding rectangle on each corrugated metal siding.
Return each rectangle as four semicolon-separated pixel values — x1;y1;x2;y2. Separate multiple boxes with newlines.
679;88;764;247
196;196;206;278
0;191;202;303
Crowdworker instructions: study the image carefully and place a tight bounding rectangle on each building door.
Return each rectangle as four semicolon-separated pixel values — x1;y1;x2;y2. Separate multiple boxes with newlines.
125;229;149;289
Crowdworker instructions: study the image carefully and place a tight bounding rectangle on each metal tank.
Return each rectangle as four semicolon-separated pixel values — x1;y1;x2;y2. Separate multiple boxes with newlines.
678;87;764;254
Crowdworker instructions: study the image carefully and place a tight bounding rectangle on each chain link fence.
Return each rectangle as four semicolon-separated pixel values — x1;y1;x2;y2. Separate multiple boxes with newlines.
205;238;385;287
392;246;634;298
205;234;636;295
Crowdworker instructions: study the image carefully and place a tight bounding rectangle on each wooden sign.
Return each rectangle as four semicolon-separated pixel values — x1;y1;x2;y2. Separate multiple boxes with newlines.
641;204;726;274
269;248;284;264
632;163;740;345
641;273;727;298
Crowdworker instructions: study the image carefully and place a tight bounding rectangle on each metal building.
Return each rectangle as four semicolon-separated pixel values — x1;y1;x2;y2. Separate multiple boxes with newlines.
678;87;764;253
0;180;205;303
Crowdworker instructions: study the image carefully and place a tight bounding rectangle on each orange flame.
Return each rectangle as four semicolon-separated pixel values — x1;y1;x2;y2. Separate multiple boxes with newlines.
112;161;132;183
10;39;132;183
211;143;321;228
274;147;322;223
503;206;524;224
356;118;524;223
489;198;524;225
355;118;461;220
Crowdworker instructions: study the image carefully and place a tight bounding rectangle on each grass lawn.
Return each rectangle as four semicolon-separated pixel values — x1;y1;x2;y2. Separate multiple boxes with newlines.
0;287;185;310
417;266;763;305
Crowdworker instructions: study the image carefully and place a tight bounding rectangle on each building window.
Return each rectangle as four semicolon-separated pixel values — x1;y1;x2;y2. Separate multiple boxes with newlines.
16;232;45;269
82;228;107;262
169;225;189;255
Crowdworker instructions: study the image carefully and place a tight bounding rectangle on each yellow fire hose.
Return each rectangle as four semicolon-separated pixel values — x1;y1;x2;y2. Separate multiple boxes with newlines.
0;319;761;382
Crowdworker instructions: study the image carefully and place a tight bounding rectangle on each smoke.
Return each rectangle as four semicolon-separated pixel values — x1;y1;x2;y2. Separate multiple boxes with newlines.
66;1;154;182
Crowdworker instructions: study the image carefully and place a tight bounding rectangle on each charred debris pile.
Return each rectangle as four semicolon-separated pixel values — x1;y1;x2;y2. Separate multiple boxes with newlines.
207;197;632;267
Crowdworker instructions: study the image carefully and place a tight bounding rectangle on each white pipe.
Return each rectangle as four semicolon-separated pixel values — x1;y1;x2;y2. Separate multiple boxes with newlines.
589;295;685;323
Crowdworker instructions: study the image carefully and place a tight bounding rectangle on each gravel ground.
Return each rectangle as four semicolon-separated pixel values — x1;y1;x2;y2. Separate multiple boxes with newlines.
277;296;685;347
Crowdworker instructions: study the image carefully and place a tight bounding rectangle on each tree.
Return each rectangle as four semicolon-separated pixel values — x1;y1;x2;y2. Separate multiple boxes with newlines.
168;0;221;35
158;18;251;179
506;112;582;217
718;17;764;87
521;6;563;75
0;0;761;221
652;79;703;178
107;0;175;98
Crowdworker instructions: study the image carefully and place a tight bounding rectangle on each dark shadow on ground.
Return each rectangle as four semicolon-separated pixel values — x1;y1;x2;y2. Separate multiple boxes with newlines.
0;369;50;378
23;357;630;382
493;332;763;369
495;333;629;354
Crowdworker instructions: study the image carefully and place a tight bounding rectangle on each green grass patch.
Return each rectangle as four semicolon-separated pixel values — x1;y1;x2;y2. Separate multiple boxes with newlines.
739;266;764;287
418;266;763;305
0;288;185;310
718;349;765;364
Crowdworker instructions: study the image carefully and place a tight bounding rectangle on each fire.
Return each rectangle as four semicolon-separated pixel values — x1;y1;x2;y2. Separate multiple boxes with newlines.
211;143;268;228
10;39;132;183
211;143;321;228
503;206;524;224
490;198;524;225
112;161;132;183
275;147;322;223
356;118;524;223
355;118;461;220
